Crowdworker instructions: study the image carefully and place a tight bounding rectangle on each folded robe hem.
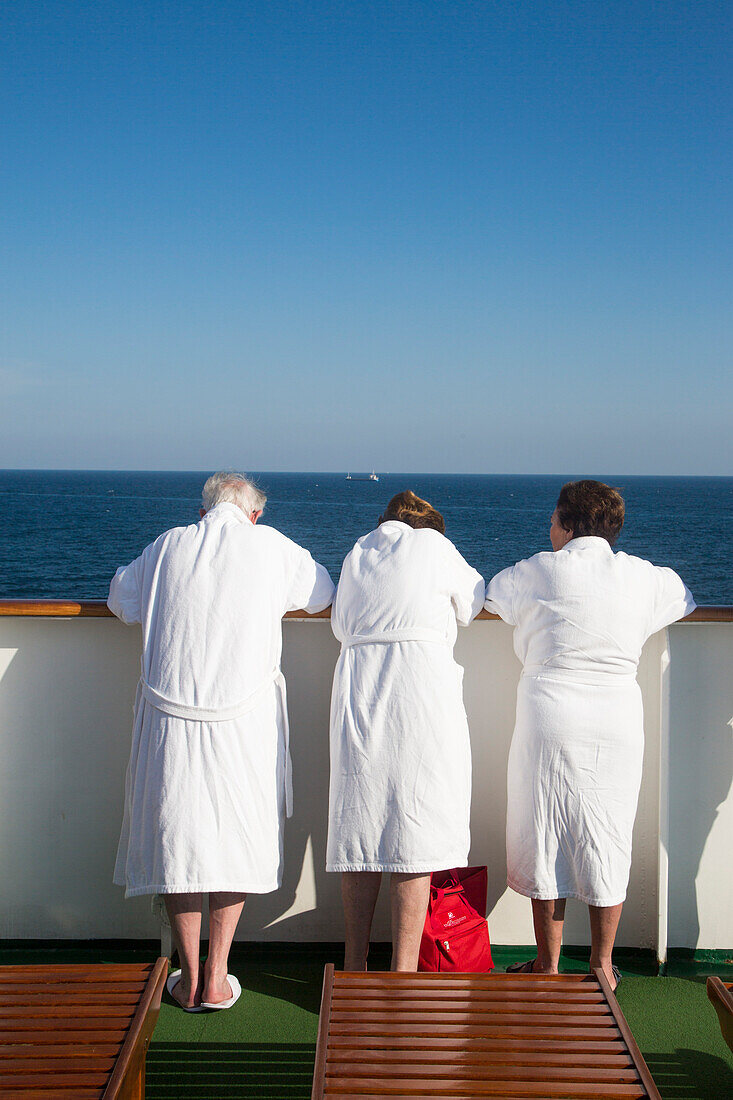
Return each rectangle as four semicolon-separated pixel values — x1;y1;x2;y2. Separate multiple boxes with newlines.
119;879;280;898
327;860;467;874
507;877;627;908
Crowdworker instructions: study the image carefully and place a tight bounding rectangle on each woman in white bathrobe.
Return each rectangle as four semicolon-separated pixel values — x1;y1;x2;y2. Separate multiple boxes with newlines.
328;491;485;970
485;480;695;989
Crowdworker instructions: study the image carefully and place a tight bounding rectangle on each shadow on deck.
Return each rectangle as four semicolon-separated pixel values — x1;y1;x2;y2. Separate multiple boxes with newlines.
147;1043;316;1099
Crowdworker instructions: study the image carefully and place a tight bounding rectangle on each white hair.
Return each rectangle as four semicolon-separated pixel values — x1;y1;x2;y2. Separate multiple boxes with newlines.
201;471;267;515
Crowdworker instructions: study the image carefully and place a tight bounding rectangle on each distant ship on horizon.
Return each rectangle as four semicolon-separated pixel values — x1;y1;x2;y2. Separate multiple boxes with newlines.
346;471;380;481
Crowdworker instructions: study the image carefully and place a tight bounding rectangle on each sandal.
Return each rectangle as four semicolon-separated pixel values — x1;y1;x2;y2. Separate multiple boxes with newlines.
589;964;623;991
506;958;538;974
200;974;242;1010
166;969;204;1012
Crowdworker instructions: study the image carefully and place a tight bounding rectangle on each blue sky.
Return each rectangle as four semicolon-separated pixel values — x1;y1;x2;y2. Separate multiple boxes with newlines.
1;1;731;473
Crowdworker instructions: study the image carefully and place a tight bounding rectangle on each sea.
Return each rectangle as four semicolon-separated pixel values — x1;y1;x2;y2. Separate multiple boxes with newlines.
1;471;731;605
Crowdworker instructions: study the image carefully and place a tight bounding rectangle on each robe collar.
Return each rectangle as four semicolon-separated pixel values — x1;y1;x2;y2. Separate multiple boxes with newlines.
205;501;249;525
564;535;613;553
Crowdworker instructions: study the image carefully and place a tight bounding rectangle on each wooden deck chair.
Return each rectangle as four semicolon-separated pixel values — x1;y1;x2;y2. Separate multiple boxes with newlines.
707;976;733;1053
312;967;662;1098
0;958;167;1099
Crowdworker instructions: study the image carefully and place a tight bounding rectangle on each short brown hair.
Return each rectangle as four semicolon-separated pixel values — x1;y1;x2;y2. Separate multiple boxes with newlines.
555;480;624;546
379;490;445;534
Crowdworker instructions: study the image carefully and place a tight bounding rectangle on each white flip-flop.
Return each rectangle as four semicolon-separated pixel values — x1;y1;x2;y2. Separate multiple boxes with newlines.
166;969;204;1012
201;974;242;1010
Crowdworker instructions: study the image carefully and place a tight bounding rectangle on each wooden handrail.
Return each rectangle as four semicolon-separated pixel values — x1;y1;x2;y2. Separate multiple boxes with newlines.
0;599;730;621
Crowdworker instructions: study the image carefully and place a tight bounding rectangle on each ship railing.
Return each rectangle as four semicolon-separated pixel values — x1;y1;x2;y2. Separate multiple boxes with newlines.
0;600;731;963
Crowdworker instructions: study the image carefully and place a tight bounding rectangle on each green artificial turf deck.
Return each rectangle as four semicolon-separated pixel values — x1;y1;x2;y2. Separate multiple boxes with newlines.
1;943;731;1098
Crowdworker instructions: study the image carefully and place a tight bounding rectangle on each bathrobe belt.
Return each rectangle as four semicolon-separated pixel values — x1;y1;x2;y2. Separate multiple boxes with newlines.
341;627;449;649
138;668;294;817
521;664;637;686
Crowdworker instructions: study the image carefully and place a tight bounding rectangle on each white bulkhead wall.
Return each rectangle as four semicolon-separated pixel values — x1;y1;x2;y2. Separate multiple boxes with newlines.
0;616;730;950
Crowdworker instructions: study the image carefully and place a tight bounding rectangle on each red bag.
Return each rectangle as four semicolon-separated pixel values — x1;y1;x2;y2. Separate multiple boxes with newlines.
418;866;493;973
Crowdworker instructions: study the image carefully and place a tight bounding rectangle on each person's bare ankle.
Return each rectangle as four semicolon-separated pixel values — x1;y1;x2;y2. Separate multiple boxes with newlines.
173;967;202;1008
202;961;231;1003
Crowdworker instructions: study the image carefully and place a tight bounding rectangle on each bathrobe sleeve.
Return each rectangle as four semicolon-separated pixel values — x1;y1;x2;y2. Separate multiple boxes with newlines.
107;554;144;624
484;564;518;625
444;542;485;626
285;544;335;614
648;566;696;634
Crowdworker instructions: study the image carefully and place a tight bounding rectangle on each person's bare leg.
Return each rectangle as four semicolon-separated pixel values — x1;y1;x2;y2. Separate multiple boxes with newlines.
342;872;382;970
531;897;566;973
164;893;204;1008
202;892;247;1004
589;903;623;990
390;873;431;972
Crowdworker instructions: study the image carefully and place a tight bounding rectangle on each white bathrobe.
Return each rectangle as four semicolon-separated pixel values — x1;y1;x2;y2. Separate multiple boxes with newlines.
485;536;695;906
327;521;485;873
108;502;334;896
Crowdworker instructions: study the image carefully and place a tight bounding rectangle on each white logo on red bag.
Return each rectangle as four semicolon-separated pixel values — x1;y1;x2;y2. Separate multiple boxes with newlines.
443;910;467;928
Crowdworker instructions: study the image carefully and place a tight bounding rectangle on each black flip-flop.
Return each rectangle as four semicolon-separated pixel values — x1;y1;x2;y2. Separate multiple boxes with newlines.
589;964;622;990
506;958;538;974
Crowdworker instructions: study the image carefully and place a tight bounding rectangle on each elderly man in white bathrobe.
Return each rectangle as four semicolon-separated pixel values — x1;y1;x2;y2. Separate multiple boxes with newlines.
108;472;334;1010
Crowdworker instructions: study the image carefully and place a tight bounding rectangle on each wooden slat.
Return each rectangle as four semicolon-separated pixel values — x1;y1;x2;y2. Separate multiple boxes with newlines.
1;1091;103;1099
102;956;167;1099
337;972;596;984
327;1035;630;1053
0;1047;122;1059
1;1005;137;1019
0;966;152;981
335;978;601;993
312;963;335;1100
332;988;607;1002
321;1096;639;1100
0;994;142;1007
313;969;661;1098
325;1063;641;1082
327;1049;635;1068
329;1022;623;1039
323;1091;642;1100
2;1019;133;1032
0;1072;111;1088
0;1058;117;1072
323;1077;648;1097
330;1012;614;1028
594;969;662;1100
325;1047;633;1064
0;960;166;1100
0;990;147;998
0;1031;128;1044
707;975;733;1053
331;996;611;1012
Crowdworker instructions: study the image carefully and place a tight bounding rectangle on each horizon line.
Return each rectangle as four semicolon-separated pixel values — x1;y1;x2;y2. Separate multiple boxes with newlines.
0;468;731;479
